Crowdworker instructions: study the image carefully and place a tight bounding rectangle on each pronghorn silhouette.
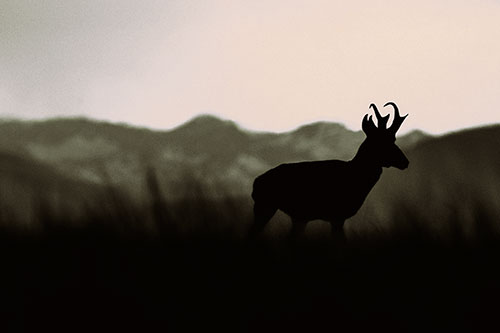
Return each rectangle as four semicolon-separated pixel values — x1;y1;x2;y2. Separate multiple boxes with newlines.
250;102;408;241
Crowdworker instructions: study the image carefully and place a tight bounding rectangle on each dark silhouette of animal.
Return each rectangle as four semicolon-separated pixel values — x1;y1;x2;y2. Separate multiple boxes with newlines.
250;102;409;241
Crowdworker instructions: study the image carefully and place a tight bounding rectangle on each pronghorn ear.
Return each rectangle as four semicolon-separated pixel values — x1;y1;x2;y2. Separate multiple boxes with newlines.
362;114;377;137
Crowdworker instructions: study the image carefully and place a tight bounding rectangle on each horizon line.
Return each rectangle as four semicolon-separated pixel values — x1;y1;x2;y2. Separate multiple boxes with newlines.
0;112;497;137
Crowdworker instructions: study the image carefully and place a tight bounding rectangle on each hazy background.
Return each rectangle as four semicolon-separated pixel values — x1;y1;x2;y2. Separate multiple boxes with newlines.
1;0;499;134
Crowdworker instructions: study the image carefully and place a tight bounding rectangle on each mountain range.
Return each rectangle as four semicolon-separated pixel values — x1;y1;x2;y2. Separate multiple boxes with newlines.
0;115;428;198
1;114;499;235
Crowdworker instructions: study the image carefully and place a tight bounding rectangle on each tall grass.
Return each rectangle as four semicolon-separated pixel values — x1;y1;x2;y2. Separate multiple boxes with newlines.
0;173;499;332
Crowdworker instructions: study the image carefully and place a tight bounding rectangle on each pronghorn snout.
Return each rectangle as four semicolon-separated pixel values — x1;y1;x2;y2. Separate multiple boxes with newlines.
395;154;409;170
400;159;409;170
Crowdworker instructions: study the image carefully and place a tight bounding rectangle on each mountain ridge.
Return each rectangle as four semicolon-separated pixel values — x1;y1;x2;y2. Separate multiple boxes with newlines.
0;114;436;197
0;114;499;232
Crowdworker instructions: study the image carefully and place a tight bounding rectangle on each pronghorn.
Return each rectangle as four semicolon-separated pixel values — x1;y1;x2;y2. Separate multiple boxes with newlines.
250;102;408;241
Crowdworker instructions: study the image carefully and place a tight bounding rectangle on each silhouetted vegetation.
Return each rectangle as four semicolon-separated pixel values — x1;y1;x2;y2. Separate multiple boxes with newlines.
0;171;499;333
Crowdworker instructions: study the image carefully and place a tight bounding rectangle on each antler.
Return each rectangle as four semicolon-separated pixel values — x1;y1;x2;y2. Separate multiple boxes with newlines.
363;102;408;137
384;102;408;135
369;103;390;129
362;114;377;136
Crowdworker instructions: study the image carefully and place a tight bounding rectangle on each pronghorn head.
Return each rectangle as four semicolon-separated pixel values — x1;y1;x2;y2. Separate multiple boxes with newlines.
361;102;409;170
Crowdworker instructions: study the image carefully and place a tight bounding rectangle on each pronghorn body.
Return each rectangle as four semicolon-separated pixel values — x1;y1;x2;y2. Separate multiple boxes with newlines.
250;102;409;240
252;160;381;223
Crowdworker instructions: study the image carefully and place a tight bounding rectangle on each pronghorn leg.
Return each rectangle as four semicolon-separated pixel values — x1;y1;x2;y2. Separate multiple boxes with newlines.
248;202;277;239
290;218;308;241
330;221;346;244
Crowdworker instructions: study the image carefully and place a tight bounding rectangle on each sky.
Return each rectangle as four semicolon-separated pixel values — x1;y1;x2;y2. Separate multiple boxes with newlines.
1;0;500;134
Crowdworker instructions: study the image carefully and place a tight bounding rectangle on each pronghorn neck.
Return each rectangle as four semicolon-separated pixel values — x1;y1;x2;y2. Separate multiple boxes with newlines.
350;139;383;174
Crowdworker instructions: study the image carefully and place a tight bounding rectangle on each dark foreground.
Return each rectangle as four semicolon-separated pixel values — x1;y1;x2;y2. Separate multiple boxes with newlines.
1;197;500;333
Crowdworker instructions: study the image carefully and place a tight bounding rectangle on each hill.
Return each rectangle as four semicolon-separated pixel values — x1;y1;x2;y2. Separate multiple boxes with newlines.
349;124;500;238
0;115;429;198
3;114;499;237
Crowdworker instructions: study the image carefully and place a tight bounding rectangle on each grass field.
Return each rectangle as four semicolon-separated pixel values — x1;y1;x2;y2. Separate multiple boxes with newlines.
1;177;499;332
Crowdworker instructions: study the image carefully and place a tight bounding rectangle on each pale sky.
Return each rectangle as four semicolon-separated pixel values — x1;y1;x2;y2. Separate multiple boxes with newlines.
1;0;500;134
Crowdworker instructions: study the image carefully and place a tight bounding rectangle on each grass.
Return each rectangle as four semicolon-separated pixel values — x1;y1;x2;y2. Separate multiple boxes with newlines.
0;178;499;332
